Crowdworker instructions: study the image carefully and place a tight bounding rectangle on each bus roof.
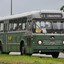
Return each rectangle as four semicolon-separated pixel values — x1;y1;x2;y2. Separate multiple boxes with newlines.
0;10;63;21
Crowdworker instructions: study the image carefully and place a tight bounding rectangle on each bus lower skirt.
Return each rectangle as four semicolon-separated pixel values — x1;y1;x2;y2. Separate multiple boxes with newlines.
33;49;64;53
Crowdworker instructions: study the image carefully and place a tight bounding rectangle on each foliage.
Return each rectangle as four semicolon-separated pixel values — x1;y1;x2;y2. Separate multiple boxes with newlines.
0;54;64;64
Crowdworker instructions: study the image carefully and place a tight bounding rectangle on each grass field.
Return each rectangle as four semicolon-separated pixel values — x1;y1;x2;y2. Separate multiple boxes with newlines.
0;54;64;64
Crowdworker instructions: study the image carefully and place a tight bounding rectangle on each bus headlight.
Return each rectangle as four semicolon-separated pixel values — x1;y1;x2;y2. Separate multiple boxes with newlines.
63;41;64;44
38;41;42;45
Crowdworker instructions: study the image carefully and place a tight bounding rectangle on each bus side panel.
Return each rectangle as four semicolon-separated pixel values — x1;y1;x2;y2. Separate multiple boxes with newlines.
0;33;5;52
6;31;25;52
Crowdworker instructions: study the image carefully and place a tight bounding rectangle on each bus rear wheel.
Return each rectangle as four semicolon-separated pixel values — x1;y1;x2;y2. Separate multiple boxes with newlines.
52;52;59;58
20;41;25;55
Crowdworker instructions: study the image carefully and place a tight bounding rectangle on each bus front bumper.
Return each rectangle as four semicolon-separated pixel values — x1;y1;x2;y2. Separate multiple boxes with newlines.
32;45;64;53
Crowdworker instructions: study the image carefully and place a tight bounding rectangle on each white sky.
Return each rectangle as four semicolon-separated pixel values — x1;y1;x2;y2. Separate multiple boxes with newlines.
0;0;64;17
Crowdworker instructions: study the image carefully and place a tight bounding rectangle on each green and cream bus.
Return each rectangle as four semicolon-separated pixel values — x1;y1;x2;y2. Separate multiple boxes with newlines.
0;10;64;58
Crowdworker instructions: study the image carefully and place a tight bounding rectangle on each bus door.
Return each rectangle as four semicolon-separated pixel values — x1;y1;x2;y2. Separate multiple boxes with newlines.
4;20;9;52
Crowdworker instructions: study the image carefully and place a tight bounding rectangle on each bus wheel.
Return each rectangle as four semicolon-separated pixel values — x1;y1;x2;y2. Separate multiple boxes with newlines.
52;52;59;58
20;41;25;55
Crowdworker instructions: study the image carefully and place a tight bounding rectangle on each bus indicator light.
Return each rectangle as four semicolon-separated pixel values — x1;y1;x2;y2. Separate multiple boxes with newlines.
63;41;64;44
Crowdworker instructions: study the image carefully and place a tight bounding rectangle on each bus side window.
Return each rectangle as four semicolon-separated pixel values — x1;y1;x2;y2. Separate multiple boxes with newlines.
9;18;27;31
0;22;4;32
22;23;26;30
14;23;26;31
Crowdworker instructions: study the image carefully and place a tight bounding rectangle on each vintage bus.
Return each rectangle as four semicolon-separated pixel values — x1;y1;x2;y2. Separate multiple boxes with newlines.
0;10;64;58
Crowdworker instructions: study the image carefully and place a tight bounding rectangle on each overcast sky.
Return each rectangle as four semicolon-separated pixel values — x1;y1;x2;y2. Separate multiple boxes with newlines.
0;0;64;17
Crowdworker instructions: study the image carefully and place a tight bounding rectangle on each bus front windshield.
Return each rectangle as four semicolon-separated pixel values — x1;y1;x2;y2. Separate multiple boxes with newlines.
32;20;64;33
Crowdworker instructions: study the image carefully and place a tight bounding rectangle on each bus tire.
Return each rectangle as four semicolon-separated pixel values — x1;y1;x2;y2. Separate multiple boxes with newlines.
52;52;59;58
20;41;26;55
21;46;25;55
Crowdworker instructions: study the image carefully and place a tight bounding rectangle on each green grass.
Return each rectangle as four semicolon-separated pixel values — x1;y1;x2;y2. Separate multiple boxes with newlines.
0;54;64;64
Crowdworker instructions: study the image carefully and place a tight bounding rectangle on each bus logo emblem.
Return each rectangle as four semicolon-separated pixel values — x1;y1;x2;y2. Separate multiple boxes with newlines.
8;35;12;41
